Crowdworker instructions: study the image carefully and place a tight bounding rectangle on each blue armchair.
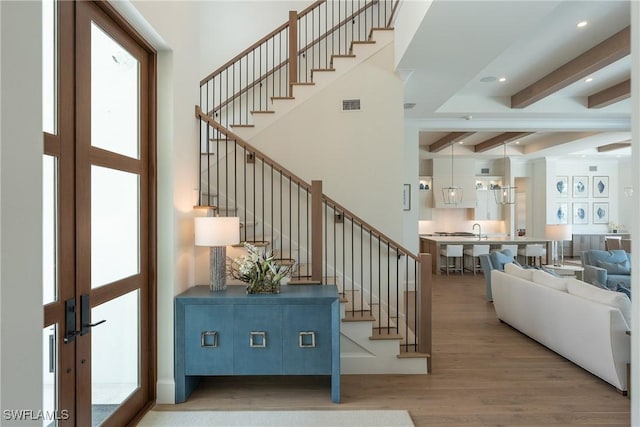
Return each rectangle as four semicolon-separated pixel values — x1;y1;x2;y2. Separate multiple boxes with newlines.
479;249;519;302
581;249;631;291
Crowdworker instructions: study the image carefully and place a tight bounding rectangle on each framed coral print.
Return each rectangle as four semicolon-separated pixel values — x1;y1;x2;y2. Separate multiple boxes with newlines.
593;202;609;224
555;203;568;224
593;176;609;198
572;176;588;198
554;176;568;197
572;202;588;225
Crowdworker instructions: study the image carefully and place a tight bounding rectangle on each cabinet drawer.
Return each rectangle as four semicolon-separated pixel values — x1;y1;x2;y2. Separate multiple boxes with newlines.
233;305;283;374
283;305;331;374
184;305;234;375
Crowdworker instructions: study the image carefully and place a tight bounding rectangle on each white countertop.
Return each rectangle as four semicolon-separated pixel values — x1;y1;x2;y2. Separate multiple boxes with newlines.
420;235;550;244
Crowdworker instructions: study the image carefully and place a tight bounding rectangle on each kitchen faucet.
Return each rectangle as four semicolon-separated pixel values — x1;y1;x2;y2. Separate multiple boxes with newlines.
473;223;482;240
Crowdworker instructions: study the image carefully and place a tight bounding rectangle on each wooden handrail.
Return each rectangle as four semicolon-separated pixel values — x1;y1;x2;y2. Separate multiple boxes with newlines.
323;194;419;261
200;21;290;86
200;0;325;87
196;106;311;192
297;0;326;18
297;1;379;56
197;105;417;262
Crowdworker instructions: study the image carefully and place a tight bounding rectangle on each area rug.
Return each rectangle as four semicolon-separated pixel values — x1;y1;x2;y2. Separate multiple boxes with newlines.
137;409;415;426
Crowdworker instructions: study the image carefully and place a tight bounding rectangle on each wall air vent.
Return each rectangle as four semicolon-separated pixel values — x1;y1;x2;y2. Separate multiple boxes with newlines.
480;168;490;174
589;166;597;172
342;99;361;111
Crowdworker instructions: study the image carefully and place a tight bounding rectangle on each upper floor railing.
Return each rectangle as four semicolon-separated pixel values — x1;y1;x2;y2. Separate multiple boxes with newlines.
199;0;399;127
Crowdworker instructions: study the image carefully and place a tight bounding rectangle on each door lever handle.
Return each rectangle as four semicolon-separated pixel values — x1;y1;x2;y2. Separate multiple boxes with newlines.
84;319;106;329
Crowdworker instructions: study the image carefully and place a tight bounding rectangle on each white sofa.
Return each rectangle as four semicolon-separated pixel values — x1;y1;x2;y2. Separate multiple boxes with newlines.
491;263;631;392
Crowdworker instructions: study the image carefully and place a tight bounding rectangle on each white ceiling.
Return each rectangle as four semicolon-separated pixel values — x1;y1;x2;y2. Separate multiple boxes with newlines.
398;0;631;160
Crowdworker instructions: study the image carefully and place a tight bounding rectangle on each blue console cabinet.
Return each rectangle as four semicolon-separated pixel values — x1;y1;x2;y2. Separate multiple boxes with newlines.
174;284;340;403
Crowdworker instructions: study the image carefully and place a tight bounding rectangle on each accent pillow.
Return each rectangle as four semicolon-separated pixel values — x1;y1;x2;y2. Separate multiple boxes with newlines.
597;259;631;275
616;283;632;300
490;250;516;271
531;269;567;291
505;262;533;281
566;278;631;326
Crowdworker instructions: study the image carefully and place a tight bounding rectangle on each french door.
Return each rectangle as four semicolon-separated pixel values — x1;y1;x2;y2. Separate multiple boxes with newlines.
42;1;156;425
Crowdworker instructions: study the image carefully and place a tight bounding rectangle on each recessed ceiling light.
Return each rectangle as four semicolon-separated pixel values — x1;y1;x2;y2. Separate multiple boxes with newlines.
498;77;507;82
480;76;497;83
458;141;464;145
577;21;588;28
585;77;593;83
514;141;520;144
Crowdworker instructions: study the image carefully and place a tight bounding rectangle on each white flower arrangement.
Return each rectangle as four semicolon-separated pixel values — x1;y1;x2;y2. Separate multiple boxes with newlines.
228;242;294;293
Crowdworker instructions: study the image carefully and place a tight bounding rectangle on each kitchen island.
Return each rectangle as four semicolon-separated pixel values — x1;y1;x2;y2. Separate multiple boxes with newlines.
420;235;551;275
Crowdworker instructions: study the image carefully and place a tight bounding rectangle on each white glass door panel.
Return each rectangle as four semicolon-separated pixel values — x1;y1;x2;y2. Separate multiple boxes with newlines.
91;166;140;288
91;290;140;426
90;23;140;160
43;155;58;304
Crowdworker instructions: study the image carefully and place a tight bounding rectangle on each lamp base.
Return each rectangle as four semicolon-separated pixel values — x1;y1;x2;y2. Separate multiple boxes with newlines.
210;246;227;291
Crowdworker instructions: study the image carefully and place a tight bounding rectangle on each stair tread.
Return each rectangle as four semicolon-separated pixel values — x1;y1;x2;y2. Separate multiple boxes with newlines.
250;110;275;114
371;329;403;340
397;351;430;359
291;82;315;86
229;124;254;128
271;96;295;100
343;312;375;322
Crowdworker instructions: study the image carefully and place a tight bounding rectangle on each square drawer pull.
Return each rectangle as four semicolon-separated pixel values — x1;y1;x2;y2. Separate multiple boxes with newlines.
299;331;316;348
250;331;267;348
201;331;218;348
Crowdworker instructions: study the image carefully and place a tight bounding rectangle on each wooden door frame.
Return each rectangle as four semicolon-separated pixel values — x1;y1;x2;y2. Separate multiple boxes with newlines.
42;1;157;425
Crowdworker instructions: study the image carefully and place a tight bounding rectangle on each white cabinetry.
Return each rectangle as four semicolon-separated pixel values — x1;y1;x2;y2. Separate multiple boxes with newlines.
419;177;433;220
469;177;503;220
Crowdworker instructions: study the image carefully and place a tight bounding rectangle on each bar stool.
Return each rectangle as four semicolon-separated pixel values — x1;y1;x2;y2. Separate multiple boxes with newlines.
440;245;463;275
517;244;547;267
463;244;490;275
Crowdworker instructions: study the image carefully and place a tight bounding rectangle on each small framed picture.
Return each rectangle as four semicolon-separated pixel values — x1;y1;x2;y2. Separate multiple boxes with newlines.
403;184;411;211
555;202;568;224
554;176;568;197
593;202;609;224
572;176;588;198
572;202;588;225
593;176;609;198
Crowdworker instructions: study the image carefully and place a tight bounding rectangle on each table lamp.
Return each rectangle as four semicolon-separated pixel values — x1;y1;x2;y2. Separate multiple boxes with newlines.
195;216;240;291
545;224;572;266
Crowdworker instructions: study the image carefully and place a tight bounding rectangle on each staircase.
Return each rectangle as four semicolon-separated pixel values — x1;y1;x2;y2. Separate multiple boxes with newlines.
196;0;431;374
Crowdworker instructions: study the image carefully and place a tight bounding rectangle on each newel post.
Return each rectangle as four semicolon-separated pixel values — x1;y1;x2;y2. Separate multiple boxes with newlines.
418;253;432;372
311;180;323;282
288;10;298;96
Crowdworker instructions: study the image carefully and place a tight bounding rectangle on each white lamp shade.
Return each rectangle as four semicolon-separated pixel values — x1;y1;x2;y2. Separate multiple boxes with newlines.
545;224;572;241
194;216;240;247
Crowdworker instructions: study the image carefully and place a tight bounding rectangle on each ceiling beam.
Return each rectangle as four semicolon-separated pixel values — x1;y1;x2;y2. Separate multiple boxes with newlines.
428;132;475;152
588;79;630;108
511;26;630;109
474;132;533;153
597;141;631;152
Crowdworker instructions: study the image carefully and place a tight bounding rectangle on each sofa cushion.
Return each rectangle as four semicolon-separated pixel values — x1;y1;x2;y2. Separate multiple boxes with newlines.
566;278;631;326
531;269;567;291
490;249;517;271
505;262;533;281
597;259;631;275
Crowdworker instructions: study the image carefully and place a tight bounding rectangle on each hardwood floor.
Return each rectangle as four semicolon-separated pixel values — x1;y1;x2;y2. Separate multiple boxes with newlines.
157;273;630;426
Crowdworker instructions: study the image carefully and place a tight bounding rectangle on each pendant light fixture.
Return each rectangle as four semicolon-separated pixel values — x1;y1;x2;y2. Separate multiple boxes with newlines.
442;142;463;205
493;142;517;204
